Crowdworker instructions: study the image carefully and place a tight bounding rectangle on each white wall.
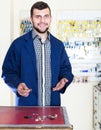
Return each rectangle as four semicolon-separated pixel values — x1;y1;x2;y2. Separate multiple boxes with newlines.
0;0;101;130
0;0;13;106
61;83;94;130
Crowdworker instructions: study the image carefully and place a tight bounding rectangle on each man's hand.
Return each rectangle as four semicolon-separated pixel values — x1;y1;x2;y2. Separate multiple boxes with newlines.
17;83;32;97
53;78;68;91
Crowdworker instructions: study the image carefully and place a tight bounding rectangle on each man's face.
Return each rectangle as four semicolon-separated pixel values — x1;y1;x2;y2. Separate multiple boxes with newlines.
31;8;51;34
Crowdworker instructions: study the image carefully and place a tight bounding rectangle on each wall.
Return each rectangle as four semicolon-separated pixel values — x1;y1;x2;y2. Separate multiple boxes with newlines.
0;0;13;105
0;0;101;130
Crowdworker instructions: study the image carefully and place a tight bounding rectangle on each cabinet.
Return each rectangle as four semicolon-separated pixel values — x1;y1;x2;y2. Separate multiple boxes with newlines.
93;82;101;130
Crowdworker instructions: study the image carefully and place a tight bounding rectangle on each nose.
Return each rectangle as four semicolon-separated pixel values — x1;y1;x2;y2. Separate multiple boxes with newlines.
41;17;45;23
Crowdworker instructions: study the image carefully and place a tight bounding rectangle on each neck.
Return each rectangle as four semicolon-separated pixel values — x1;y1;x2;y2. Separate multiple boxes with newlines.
39;33;48;43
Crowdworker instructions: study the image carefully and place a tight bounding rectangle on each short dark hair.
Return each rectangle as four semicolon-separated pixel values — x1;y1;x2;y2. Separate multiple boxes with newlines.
30;1;51;17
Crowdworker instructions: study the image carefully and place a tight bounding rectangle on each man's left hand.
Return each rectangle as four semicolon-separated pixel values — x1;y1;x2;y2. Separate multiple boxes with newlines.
53;78;68;91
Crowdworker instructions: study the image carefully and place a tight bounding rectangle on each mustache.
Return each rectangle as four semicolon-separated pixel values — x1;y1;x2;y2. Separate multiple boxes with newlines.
33;26;49;33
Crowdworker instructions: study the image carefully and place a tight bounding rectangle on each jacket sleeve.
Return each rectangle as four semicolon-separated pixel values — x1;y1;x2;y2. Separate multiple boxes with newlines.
59;46;74;93
1;42;21;93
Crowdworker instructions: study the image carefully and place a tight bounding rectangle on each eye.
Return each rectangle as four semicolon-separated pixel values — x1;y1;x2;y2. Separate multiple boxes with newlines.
44;14;50;19
35;15;41;19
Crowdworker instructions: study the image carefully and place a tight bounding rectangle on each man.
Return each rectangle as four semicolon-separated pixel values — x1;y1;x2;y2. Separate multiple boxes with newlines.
1;1;74;106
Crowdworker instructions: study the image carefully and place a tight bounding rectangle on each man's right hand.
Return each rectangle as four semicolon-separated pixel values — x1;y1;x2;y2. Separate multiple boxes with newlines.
17;83;32;97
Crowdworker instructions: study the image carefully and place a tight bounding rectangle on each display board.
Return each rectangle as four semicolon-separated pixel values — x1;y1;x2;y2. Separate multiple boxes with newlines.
57;11;101;83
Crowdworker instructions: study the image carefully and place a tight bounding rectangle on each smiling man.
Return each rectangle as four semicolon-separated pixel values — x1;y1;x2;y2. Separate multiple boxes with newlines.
1;1;74;106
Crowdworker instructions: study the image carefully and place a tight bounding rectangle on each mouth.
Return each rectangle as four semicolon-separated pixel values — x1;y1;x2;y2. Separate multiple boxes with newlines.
39;23;48;28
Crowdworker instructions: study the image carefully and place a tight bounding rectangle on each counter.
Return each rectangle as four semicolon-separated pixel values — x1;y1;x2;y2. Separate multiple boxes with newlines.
0;106;73;130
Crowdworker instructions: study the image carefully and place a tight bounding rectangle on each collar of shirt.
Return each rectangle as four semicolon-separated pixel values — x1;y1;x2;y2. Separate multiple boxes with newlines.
32;29;50;44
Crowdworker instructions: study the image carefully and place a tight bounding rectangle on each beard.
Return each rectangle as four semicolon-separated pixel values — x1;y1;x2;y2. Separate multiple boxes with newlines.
33;25;49;34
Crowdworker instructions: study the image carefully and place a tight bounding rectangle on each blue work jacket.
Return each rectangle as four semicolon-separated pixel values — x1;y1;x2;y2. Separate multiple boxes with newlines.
2;30;74;106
